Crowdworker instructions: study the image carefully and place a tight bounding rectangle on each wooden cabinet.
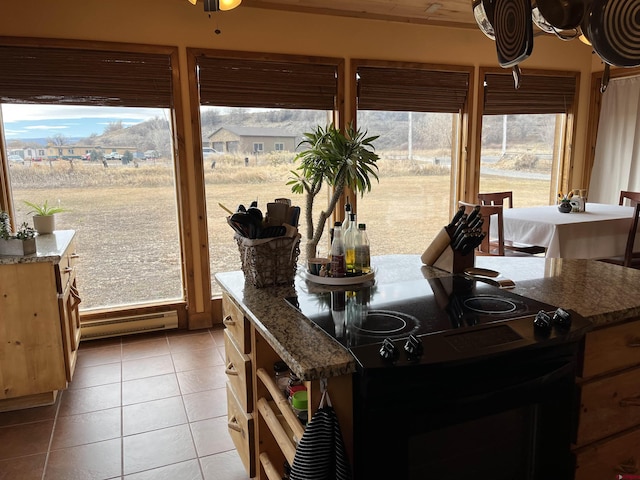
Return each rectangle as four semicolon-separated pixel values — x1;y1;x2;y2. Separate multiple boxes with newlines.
0;232;80;411
222;293;255;477
574;317;640;480
221;291;354;480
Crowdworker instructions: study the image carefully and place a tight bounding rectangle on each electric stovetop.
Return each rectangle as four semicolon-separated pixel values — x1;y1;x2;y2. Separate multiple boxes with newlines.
285;274;590;368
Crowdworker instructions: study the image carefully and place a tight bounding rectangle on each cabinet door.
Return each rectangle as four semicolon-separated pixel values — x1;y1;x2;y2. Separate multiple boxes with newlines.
59;277;81;382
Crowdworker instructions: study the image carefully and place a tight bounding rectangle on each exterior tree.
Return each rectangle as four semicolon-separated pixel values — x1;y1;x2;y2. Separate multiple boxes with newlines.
288;123;380;259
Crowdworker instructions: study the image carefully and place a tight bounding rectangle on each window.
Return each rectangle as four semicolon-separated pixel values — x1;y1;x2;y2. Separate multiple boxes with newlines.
477;69;579;206
0;42;184;311
275;143;285;151
353;61;471;254
190;50;342;295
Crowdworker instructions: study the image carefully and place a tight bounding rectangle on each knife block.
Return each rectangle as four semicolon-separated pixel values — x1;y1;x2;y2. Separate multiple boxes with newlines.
421;227;475;274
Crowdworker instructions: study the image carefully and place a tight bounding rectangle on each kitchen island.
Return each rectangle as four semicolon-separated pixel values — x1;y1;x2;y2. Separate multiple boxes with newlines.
216;255;640;480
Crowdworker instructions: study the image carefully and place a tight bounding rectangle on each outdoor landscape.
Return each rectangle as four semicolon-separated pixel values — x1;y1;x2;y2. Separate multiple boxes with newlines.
4;108;556;309
7;154;549;308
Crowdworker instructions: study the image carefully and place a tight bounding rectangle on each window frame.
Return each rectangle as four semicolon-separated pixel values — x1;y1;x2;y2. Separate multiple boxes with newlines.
350;59;474;216
471;67;580;205
0;36;195;328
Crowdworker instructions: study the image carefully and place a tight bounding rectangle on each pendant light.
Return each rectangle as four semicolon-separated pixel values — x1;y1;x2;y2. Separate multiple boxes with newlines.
203;0;242;11
187;0;242;10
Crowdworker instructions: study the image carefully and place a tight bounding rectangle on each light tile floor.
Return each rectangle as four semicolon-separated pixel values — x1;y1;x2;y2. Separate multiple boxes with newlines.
0;327;250;480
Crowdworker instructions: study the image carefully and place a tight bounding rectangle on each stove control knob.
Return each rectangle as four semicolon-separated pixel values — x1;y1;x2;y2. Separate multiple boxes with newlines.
534;310;552;334
552;308;571;329
379;338;398;362
403;334;423;359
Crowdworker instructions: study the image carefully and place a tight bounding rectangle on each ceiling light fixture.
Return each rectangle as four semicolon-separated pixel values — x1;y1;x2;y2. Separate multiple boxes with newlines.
203;0;242;11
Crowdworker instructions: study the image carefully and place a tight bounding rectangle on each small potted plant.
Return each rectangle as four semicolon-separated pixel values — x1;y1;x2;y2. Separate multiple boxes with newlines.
557;192;573;213
23;199;67;234
0;211;37;256
287;123;380;260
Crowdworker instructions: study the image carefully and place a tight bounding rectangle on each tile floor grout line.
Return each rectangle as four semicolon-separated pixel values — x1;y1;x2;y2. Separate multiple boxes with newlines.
41;381;64;480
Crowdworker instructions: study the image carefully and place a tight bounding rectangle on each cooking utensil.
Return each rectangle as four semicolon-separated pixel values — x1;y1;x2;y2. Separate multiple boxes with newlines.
473;0;496;39
587;0;640;67
493;0;534;68
536;0;586;30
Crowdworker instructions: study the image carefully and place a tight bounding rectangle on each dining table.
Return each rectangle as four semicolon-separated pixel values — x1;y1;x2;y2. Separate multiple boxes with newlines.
500;202;639;259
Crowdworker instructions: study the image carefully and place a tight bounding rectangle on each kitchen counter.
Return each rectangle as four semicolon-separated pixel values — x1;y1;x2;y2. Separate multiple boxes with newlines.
215;255;640;381
0;230;75;265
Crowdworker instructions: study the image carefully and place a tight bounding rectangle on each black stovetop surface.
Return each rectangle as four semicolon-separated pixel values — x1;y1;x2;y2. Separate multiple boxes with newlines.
285;274;559;354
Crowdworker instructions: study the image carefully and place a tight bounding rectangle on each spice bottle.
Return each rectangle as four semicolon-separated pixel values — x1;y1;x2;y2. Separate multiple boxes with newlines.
330;221;346;277
273;361;290;397
355;223;371;274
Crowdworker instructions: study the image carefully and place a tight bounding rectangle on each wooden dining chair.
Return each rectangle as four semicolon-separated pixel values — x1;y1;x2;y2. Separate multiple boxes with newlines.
599;203;640;269
458;201;504;256
478;191;514;208
619;191;640;207
477;191;546;255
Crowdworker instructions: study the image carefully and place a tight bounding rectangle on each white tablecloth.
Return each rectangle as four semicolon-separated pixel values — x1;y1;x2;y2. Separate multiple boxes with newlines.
501;203;638;259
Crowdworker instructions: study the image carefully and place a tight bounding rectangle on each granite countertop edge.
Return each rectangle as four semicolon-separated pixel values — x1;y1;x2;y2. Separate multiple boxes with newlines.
0;230;75;265
216;255;640;381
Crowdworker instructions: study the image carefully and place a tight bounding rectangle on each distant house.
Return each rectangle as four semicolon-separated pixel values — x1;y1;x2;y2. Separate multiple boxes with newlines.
206;126;297;154
44;145;136;160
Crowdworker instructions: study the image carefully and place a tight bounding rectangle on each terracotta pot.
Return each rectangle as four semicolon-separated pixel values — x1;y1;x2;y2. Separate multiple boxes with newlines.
33;214;56;234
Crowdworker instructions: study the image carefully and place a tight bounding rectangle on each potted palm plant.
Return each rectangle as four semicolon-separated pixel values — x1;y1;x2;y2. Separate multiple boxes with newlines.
0;211;37;256
288;123;380;260
24;200;67;234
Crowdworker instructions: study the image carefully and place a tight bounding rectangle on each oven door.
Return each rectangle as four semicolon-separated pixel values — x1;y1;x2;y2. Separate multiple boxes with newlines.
352;342;580;480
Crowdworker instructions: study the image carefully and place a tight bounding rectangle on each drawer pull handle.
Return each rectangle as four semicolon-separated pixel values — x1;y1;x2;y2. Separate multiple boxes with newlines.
228;415;243;433
223;315;235;327
615;458;637;474
225;362;238;376
63;267;73;273
70;253;80;259
619;395;640;407
628;337;640;347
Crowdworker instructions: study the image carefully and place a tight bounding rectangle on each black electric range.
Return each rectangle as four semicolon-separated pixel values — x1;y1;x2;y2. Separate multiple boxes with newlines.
285;274;591;370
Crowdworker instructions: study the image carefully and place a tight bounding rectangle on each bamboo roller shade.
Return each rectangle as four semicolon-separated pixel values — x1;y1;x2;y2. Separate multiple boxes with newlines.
0;45;173;108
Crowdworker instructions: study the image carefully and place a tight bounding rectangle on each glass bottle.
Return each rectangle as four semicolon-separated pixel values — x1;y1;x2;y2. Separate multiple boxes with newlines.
355;223;371;274
273;361;290;397
343;197;352;232
344;212;358;274
330;221;346;277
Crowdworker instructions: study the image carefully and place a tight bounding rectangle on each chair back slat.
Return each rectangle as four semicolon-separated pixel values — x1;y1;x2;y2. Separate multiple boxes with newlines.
619;191;640;207
478;191;513;209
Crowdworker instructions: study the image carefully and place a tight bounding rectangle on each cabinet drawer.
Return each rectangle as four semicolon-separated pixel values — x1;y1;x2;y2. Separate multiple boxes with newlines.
575;425;640;480
55;238;78;294
224;329;252;413
582;320;640;379
222;293;250;354
577;366;640;446
227;383;255;478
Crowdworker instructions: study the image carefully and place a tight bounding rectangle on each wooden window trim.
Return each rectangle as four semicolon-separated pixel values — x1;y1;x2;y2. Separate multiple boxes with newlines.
0;37;198;328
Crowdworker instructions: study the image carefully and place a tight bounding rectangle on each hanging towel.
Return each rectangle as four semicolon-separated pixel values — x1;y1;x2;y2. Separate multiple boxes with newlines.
290;388;352;480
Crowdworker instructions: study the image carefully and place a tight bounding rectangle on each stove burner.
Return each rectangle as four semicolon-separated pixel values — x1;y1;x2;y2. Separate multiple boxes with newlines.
354;310;419;336
463;295;518;315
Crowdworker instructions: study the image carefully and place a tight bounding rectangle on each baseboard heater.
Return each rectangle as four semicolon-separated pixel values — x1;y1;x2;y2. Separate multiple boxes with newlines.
80;311;179;340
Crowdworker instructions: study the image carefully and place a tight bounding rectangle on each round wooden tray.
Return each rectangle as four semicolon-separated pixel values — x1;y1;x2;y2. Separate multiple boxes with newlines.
304;270;375;286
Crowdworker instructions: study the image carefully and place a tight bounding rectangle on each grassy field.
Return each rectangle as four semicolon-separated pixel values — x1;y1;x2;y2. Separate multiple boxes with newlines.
8;157;550;308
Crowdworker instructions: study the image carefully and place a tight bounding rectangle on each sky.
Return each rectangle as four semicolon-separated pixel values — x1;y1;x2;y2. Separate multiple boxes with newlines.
2;104;167;141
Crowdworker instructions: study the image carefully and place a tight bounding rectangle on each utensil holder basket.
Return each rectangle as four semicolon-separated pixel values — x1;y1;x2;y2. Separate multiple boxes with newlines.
234;233;301;287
